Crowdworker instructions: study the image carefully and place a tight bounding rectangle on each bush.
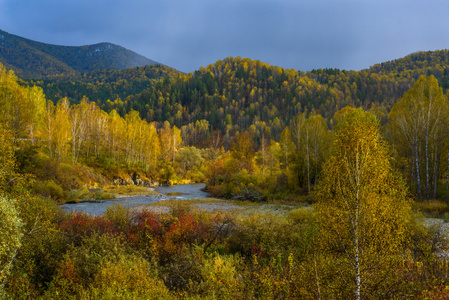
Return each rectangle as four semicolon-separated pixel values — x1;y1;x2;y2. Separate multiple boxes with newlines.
193;253;244;298
32;179;66;201
413;200;449;217
5;194;66;298
0;195;23;292
7;230;70;297
85;253;174;299
226;212;317;260
287;207;315;224
68;186;90;200
43;233;136;298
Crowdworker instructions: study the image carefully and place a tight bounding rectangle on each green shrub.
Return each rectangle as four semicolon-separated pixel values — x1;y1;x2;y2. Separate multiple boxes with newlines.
0;195;23;294
80;253;174;300
33;179;66;201
92;189;116;200
43;233;134;298
104;203;131;231
413;200;449;217
4;269;38;300
5;194;65;298
193;253;243;298
226;212;317;260
8;230;70;297
287;207;315;224
68;186;89;200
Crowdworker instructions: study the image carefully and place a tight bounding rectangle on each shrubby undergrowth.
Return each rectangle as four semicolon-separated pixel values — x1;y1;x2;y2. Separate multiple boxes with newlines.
1;200;447;299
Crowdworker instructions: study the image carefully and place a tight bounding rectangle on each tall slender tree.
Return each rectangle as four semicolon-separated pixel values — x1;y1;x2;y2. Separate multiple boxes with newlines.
388;75;449;200
316;108;411;299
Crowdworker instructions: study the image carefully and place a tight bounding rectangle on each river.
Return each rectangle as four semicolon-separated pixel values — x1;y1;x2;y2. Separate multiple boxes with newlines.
61;183;209;215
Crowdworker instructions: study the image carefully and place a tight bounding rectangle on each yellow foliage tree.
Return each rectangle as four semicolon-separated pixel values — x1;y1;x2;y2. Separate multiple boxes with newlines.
53;99;71;161
388;75;449;201
0;125;16;189
315;108;411;299
0;195;23;293
0;125;23;292
0;64;45;142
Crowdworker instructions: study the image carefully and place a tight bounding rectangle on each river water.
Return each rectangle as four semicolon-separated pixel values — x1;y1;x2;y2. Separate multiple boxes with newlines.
61;183;209;215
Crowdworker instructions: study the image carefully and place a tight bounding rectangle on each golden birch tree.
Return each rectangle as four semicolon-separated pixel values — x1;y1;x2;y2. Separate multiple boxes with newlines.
26;86;46;144
315;108;411;299
0;65;43;142
0;125;16;190
53;99;71;161
69;100;89;164
388;75;449;201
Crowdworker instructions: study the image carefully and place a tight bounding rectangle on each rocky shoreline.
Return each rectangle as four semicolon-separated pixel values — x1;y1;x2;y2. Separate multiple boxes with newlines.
424;218;449;258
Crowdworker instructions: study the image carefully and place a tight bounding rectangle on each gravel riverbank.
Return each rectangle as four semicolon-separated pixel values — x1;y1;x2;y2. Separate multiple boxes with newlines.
424;218;449;258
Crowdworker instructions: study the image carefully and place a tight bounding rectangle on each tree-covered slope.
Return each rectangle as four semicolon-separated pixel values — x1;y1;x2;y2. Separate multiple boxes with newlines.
0;29;159;79
307;50;449;110
15;45;449;144
97;51;449;131
25;64;184;106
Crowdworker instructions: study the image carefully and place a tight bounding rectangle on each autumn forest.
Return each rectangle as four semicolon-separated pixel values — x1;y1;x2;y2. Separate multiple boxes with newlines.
2;49;449;298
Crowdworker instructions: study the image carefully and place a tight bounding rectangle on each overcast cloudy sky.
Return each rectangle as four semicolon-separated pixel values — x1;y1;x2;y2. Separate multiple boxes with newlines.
0;0;448;73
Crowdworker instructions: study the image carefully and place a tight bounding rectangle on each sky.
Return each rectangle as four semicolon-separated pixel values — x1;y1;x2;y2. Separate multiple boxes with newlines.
0;0;448;73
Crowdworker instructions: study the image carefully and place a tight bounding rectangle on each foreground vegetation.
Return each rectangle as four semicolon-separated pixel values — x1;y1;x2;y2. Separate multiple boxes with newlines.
3;196;449;299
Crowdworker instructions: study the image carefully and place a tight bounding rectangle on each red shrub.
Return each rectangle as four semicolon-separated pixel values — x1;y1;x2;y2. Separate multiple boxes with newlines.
134;211;163;238
59;213;115;244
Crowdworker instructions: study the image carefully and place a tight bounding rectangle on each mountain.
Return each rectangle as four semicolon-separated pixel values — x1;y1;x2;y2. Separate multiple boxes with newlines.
0;29;159;80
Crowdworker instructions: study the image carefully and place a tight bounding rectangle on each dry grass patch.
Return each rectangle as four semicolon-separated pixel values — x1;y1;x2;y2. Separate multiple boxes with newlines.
102;185;160;197
413;200;449;218
140;198;302;216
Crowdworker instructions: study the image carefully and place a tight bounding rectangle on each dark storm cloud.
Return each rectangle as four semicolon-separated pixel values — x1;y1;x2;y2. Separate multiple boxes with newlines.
1;0;449;73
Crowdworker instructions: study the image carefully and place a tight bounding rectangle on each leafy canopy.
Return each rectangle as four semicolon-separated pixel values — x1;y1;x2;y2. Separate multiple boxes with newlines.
315;108;411;298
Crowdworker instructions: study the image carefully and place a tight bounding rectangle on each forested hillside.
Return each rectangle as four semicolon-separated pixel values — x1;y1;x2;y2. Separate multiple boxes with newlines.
25;64;184;108
0;29;159;80
31;50;449;138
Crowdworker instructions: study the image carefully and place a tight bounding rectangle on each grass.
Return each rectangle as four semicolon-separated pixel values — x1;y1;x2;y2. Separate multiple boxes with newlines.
413;199;449;219
139;197;302;216
102;185;160;196
64;185;161;204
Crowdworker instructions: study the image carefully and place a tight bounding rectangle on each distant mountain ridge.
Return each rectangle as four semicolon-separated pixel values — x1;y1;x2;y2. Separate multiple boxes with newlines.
0;29;159;79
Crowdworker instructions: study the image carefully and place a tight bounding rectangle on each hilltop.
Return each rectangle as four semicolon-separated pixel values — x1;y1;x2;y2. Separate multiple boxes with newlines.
0;29;159;80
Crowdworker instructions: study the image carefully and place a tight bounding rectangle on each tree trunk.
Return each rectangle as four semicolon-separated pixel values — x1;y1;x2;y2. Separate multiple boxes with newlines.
433;133;439;199
306;130;310;193
354;152;361;300
447;142;449;203
314;142;318;186
415;140;422;201
425;128;429;200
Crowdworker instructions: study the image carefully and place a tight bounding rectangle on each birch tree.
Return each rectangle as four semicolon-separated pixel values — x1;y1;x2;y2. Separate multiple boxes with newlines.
316;108;411;299
388;75;448;200
0;65;43;142
42;101;55;158
53;99;71;161
69;100;89;164
304;114;330;191
26;86;46;144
